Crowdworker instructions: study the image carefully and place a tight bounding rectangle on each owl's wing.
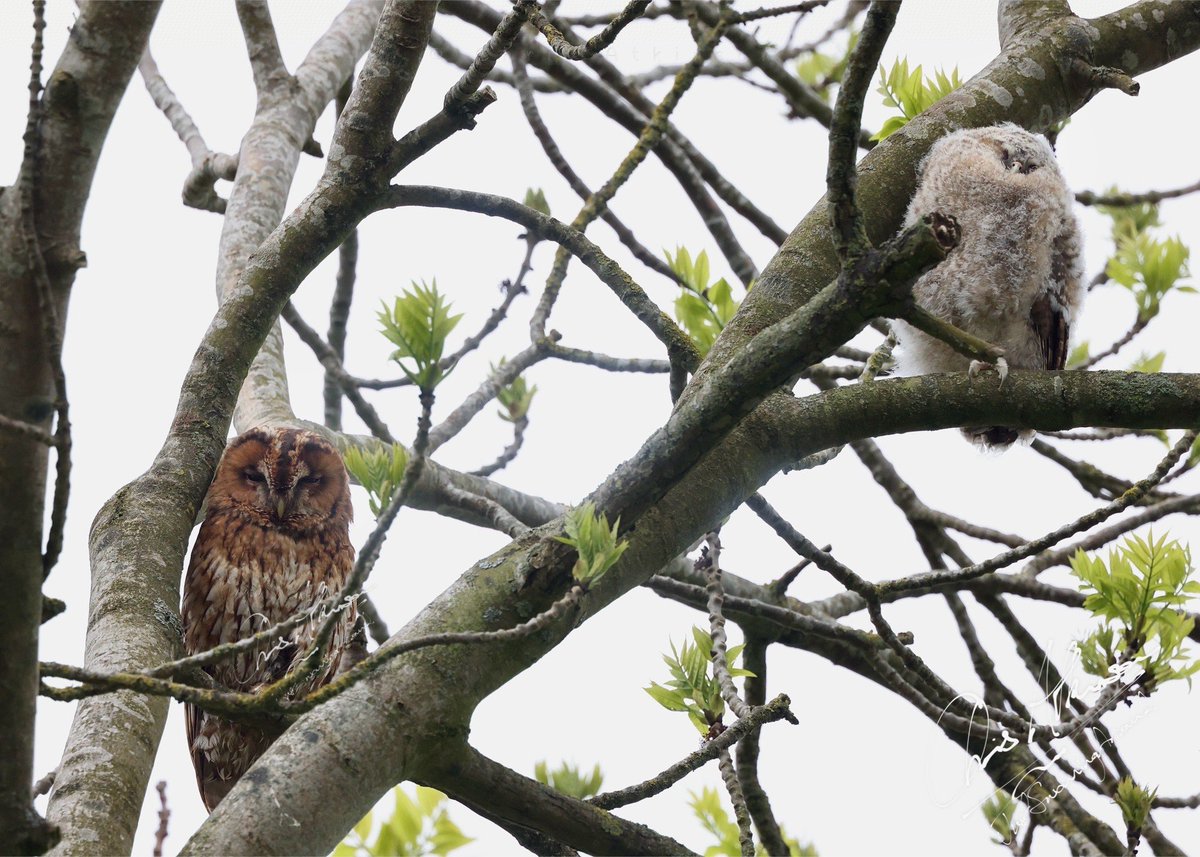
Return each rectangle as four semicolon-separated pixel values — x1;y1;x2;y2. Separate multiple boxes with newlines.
186;701;222;812
1030;292;1069;370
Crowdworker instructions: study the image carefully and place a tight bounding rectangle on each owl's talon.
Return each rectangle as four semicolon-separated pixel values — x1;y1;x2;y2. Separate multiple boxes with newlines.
968;357;1008;386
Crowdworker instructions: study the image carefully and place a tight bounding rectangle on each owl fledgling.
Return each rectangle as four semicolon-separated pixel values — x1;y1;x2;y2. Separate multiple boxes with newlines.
891;123;1084;447
182;427;358;811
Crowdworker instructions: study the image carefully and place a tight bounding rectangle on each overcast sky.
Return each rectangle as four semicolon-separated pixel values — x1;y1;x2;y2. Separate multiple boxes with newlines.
3;1;1199;855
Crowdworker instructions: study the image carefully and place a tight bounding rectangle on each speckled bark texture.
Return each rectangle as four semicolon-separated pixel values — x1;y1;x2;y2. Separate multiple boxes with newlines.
0;2;161;852
29;1;1200;855
45;2;387;853
181;3;1200;854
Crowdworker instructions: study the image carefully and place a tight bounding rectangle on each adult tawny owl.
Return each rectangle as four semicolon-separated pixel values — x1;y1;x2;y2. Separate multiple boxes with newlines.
182;427;358;811
892;123;1084;447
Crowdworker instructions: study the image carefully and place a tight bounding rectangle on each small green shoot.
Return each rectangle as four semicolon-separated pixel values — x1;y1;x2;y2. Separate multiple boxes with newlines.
1065;341;1090;369
524;187;551;217
690;787;817;857
793;30;858;104
1129;352;1166;374
492;360;537;422
335;785;473;857
378;280;464;389
555;502;628;586
665;246;745;356
1113;777;1156;847
1106;232;1192;322
981;789;1018;845
645;627;753;736
1071;533;1200;692
1095;187;1161;243
533;760;603;799
343;444;409;518
871;58;962;141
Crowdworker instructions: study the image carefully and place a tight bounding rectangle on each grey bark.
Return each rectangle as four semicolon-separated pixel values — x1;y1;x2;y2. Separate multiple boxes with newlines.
0;2;161;853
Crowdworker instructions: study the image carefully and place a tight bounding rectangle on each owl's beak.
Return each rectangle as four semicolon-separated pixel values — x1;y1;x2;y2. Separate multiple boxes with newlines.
275;498;287;519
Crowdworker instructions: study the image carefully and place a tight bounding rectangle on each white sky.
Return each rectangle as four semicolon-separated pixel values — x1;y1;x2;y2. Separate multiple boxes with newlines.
3;1;1199;855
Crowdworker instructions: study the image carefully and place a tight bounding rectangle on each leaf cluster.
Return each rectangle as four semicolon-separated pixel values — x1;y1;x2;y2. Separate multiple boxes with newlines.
343;444;409;518
378;280;464;389
793;30;858;104
492;359;536;422
1093;187;1193;323
554;502;628;586
1113;777;1156;834
644;627;753;735
336;786;472;857
1106;231;1193;322
871;58;962;141
1071;533;1200;691
533;760;603;799
665;246;744;356
689;787;816;857
981;789;1018;845
1129;351;1166;374
523;186;551;217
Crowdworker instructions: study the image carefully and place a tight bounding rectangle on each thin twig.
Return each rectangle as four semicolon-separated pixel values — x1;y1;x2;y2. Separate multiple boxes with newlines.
702;533;751;719
470;416;528;479
440;482;531;537
826;0;897;260
31;770;55;799
735;638;789;856
153;780;170;857
0;413;56;446
509;42;680;283
719;746;755;856
282;302;397;444
527;0;652;60
589;695;795;810
876;432;1196;596
531;10;733;340
21;0;71;579
1075;180;1200;206
1079;318;1148;369
325;78;357;430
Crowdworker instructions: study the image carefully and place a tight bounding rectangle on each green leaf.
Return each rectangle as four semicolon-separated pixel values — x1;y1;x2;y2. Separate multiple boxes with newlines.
378;280;464;389
1070;533;1199;691
645;681;690;712
531;760;604;799
389;788;424;844
414;787;444;817
981;789;1017;845
1106;232;1192;321
332;843;360;857
344;444;409;519
353;808;374;842
1066;340;1090;369
1130;351;1166;373
554;502;628;585
1114;777;1156;831
870;58;962;141
492;360;537;421
523;187;551;217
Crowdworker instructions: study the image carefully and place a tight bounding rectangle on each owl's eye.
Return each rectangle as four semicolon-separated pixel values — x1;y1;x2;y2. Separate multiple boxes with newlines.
244;470;266;484
299;475;322;486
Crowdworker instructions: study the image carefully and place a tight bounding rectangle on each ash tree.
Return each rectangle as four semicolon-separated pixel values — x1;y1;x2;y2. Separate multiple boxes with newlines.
3;0;1200;855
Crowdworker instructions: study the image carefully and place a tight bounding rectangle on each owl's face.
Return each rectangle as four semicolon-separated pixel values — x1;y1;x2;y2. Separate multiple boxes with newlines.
980;126;1056;177
207;427;352;531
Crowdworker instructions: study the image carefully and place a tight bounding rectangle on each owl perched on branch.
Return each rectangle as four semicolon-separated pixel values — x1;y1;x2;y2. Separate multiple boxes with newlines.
182;427;359;811
891;123;1084;447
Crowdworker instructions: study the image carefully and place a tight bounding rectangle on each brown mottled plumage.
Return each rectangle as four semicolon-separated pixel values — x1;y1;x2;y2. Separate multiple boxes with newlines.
182;427;357;811
892;124;1085;447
